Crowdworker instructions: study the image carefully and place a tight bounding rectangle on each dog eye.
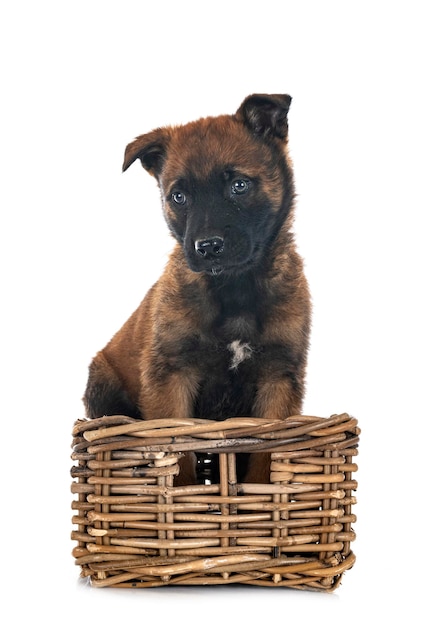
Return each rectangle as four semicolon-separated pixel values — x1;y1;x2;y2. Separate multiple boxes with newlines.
172;191;187;205
231;179;250;195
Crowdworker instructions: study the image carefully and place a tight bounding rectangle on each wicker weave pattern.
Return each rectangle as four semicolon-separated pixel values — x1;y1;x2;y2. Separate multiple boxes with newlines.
71;413;359;590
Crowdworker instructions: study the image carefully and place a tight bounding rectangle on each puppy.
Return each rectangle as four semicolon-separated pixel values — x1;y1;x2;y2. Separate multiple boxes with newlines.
83;93;311;484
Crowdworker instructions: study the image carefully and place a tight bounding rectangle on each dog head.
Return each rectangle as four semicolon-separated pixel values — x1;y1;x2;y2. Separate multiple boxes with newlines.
123;94;294;276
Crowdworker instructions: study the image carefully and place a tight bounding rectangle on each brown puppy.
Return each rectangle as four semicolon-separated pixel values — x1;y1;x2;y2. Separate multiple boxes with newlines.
83;94;311;484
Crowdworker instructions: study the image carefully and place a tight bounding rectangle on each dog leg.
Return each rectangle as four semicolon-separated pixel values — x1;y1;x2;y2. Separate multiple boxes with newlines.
253;378;302;422
139;367;200;420
244;378;302;483
139;368;201;486
176;452;198;486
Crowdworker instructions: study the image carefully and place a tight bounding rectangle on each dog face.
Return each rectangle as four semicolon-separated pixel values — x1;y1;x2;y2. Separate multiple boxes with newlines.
123;94;294;276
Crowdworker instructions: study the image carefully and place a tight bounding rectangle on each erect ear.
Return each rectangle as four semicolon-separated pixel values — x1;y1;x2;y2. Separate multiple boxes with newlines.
122;127;171;177
235;93;292;140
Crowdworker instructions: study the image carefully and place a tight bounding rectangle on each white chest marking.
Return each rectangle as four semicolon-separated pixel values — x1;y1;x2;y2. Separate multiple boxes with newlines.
228;340;253;370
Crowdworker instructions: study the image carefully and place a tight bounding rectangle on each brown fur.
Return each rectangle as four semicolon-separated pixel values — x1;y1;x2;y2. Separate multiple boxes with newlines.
83;94;311;484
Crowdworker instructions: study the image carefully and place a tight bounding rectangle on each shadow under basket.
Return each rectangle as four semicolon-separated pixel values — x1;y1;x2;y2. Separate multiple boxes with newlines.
71;413;360;591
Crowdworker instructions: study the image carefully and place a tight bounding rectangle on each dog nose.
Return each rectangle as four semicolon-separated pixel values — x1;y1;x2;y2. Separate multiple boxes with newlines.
194;236;225;258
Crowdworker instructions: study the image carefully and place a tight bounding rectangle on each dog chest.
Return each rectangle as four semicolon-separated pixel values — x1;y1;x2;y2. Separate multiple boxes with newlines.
227;339;253;370
184;333;257;420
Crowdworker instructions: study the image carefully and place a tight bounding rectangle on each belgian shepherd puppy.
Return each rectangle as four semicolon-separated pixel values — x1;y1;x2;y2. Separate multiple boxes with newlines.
83;93;311;484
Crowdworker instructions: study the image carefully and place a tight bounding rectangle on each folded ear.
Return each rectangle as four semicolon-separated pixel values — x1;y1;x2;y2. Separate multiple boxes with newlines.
236;93;292;140
122;127;171;176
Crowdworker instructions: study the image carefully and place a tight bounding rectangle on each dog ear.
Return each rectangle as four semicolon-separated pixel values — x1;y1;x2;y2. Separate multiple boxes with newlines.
122;128;171;176
236;93;292;140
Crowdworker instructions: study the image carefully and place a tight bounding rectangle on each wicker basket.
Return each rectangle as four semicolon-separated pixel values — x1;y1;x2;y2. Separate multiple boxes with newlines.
71;413;359;591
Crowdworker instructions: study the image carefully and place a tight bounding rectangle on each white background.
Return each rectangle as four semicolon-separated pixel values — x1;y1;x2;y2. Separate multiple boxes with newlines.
1;1;433;623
